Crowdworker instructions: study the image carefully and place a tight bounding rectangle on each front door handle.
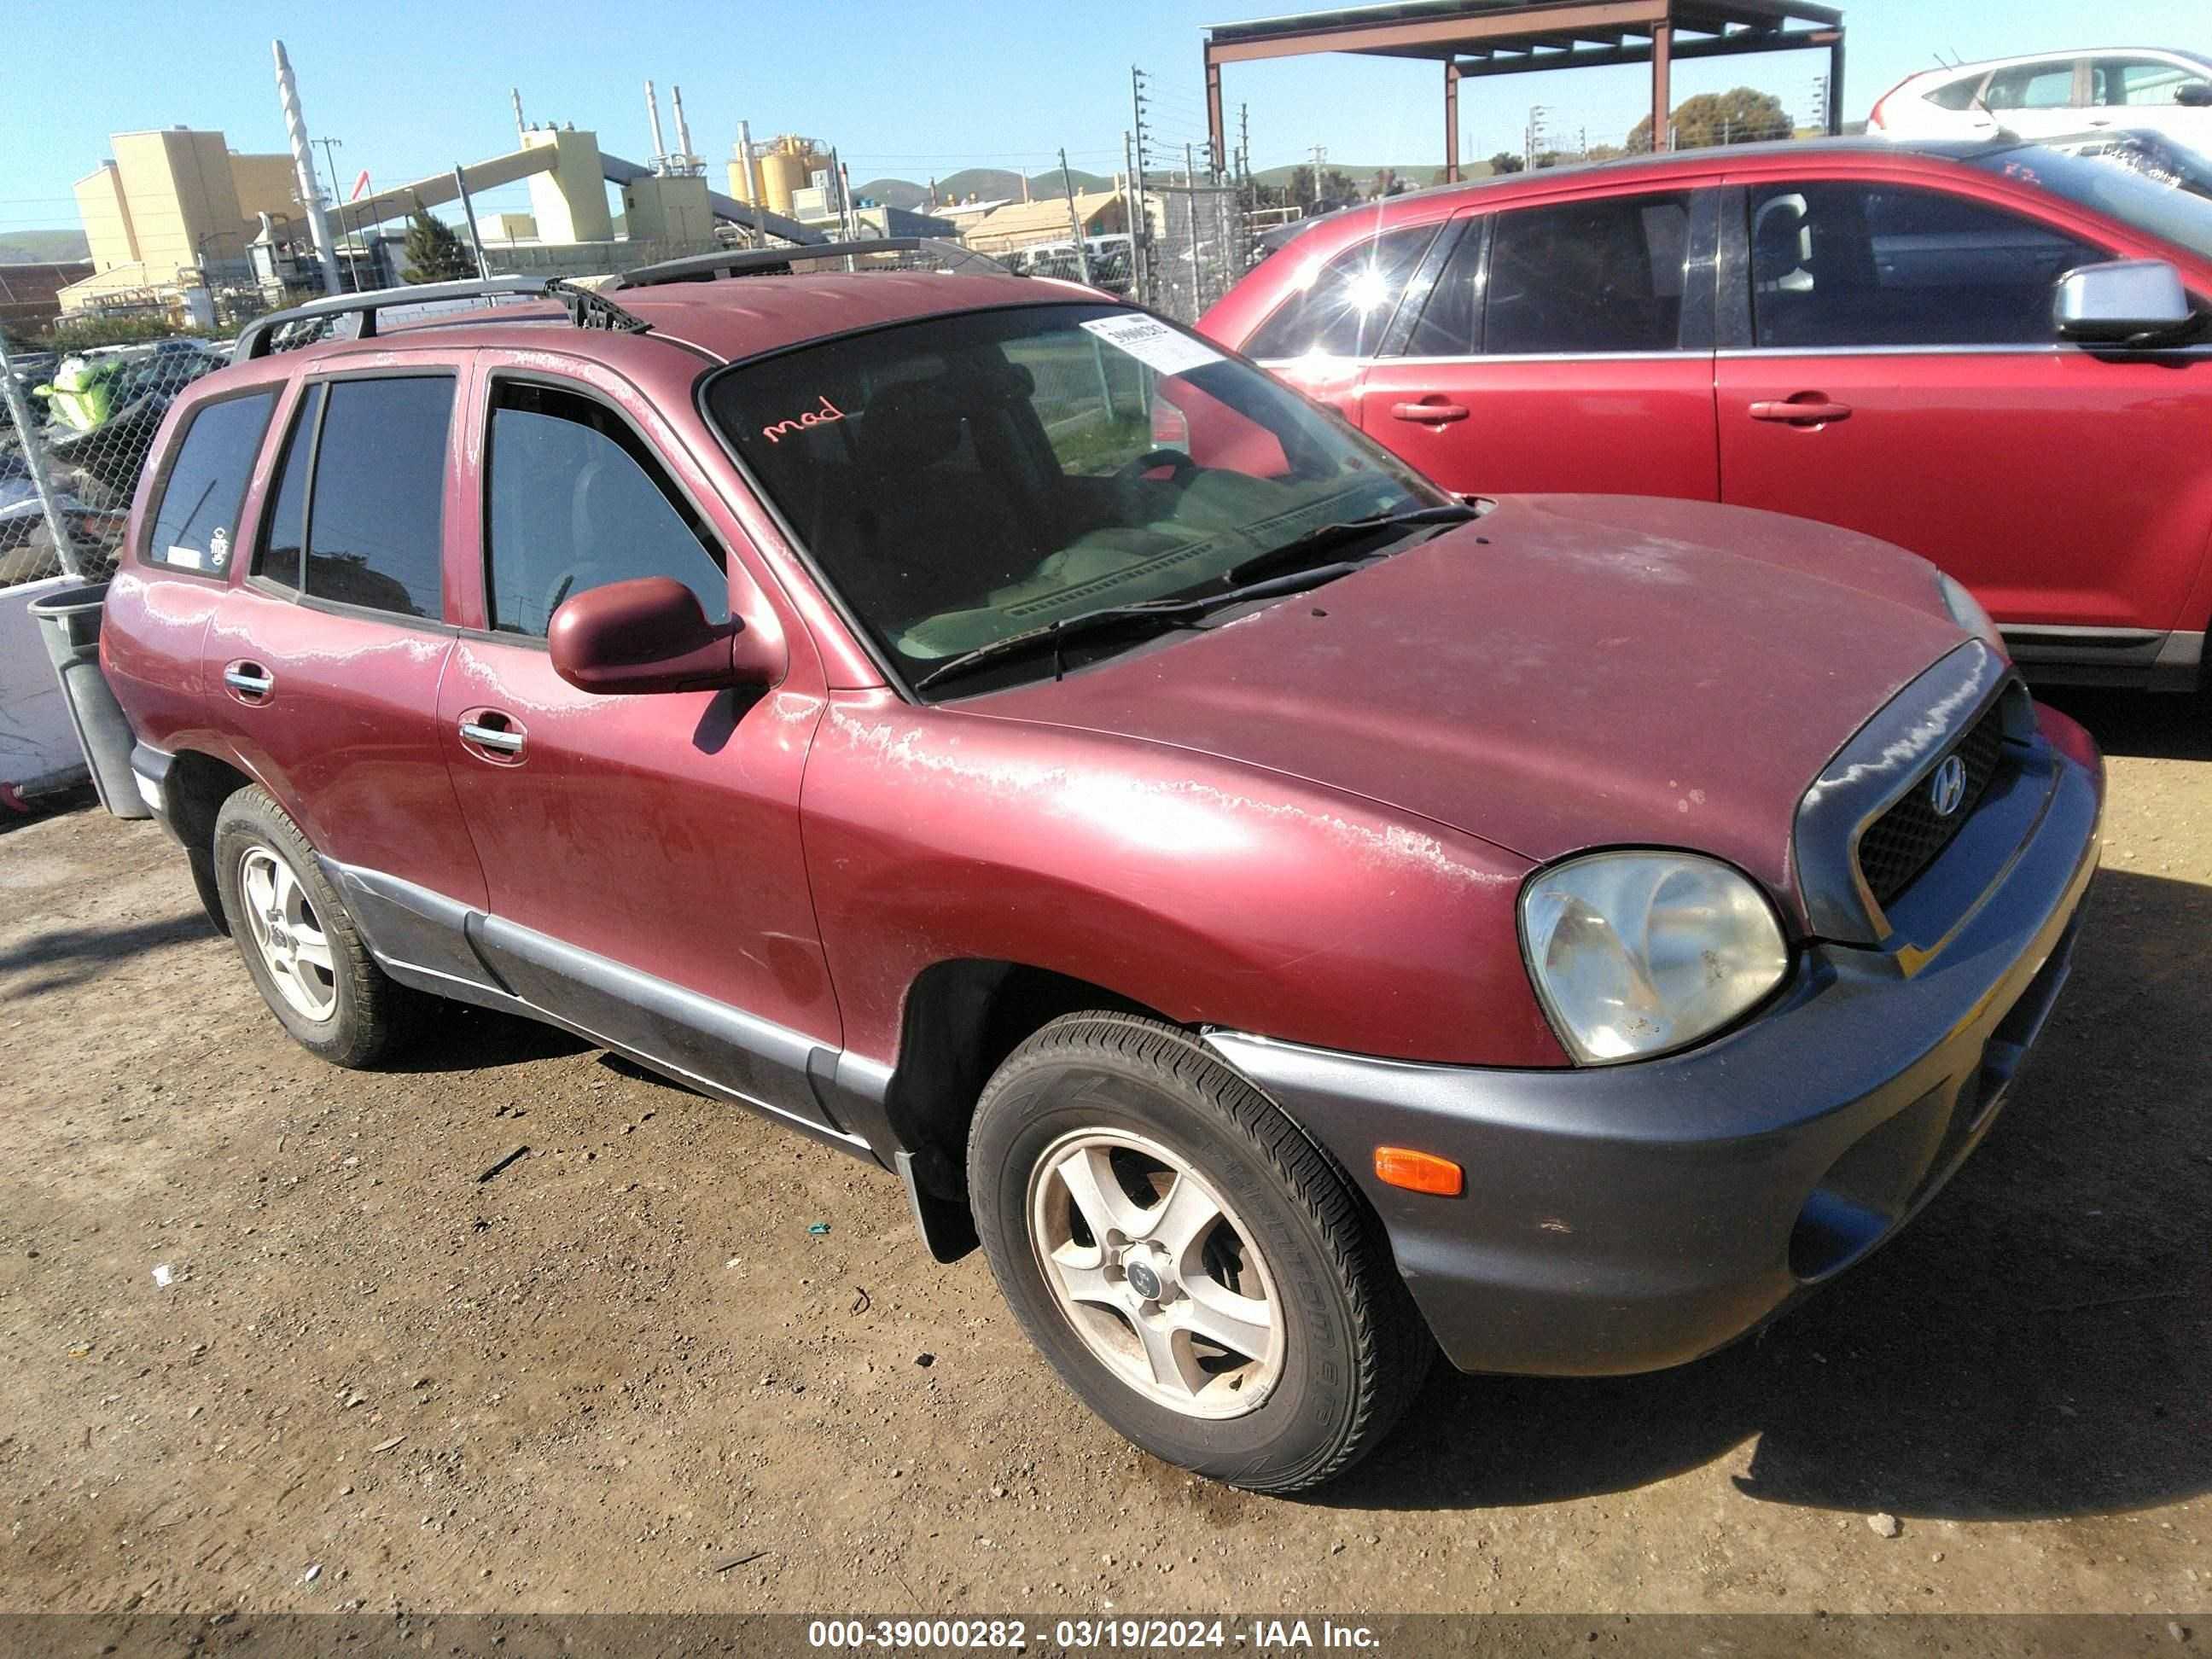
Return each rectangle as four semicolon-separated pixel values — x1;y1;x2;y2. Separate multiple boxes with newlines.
458;717;526;757
1749;396;1853;425
1391;399;1470;424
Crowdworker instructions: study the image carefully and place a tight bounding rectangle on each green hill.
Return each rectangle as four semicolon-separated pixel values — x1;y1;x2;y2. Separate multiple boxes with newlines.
853;167;1115;210
0;229;91;265
1249;160;1475;190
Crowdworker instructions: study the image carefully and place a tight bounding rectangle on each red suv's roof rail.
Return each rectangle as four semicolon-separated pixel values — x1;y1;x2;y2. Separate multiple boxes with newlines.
234;275;651;361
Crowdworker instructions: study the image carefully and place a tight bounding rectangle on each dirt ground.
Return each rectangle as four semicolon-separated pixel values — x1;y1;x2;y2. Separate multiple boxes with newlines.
1;684;2207;1619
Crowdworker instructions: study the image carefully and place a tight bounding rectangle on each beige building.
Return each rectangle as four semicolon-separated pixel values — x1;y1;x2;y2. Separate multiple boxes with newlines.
65;126;299;314
963;189;1129;255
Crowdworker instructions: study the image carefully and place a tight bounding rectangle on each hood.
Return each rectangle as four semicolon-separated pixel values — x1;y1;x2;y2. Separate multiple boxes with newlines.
970;493;1970;918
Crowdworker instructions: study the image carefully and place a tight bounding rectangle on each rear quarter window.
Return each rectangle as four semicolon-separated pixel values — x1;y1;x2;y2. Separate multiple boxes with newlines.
141;390;277;577
1925;75;1988;112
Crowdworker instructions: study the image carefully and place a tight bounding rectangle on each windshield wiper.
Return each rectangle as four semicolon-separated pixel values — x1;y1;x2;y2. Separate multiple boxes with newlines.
1221;502;1478;587
912;564;1363;696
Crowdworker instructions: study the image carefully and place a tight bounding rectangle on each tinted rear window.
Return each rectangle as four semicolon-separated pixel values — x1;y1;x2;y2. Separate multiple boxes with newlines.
1486;192;1691;353
304;377;453;619
143;392;276;576
255;382;322;591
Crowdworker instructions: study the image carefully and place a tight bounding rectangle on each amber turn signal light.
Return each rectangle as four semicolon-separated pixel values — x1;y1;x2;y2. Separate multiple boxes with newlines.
1373;1147;1463;1196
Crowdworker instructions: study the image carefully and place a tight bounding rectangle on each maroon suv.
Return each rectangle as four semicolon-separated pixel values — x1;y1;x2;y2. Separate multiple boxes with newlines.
95;260;2102;1492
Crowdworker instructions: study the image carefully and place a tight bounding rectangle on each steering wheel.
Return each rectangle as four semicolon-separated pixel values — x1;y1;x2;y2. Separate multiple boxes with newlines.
1113;448;1201;518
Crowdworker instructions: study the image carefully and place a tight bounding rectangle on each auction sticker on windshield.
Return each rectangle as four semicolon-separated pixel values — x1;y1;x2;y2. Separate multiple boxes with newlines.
1080;313;1225;375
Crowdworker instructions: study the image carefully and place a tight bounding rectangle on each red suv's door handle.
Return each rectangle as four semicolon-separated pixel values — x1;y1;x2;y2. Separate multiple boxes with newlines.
457;710;527;764
1749;396;1853;425
1391;399;1470;425
222;661;274;703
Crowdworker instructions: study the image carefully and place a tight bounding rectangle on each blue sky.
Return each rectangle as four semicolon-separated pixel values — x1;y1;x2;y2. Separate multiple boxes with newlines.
3;0;2203;235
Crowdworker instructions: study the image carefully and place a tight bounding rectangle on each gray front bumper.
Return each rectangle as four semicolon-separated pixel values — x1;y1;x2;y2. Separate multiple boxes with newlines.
1208;707;2102;1378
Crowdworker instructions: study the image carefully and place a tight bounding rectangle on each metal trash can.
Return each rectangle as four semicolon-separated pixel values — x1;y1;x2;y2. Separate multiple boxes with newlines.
27;581;148;819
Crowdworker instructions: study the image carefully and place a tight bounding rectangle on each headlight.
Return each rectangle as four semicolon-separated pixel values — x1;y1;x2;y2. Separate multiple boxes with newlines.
1520;852;1790;1065
1937;573;2006;656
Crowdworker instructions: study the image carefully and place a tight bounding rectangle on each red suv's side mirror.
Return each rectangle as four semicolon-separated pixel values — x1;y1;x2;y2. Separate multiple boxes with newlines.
549;577;778;696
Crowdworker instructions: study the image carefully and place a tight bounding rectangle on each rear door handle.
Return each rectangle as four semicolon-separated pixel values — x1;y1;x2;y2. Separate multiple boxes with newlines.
1749;397;1852;425
223;661;274;701
458;717;526;757
1391;399;1470;424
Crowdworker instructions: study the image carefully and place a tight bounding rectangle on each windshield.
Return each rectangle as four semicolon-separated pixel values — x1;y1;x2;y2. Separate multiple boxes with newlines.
705;303;1443;694
1976;139;2212;263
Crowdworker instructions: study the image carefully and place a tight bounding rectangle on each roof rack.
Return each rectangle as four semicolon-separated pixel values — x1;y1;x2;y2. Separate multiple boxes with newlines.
616;237;1016;289
236;276;652;360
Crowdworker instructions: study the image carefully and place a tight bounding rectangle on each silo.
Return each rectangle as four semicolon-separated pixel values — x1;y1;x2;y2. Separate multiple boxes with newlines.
756;137;823;219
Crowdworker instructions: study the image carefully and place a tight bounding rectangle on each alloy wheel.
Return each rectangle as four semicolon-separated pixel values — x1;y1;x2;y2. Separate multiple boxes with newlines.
1027;1127;1286;1419
237;847;337;1022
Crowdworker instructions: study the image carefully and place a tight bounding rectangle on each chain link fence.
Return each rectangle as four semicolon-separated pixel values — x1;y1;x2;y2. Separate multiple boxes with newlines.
1138;180;1250;324
1;329;229;587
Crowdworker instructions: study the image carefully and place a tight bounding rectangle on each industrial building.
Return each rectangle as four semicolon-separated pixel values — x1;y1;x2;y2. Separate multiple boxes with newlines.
62;127;302;315
962;189;1132;257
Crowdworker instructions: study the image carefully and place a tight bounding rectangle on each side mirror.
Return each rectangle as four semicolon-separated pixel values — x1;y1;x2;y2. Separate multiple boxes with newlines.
2176;82;2212;108
549;576;777;696
2054;259;2192;341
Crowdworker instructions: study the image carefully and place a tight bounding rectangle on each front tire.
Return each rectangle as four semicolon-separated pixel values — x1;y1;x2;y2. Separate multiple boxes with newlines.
212;786;416;1068
968;1012;1430;1493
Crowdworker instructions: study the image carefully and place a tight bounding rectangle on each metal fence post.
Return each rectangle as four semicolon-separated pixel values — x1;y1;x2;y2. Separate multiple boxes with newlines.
0;331;84;580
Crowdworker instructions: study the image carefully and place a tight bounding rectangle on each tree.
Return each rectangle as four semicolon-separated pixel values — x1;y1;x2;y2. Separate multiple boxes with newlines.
1627;86;1792;153
1487;151;1526;175
400;195;474;284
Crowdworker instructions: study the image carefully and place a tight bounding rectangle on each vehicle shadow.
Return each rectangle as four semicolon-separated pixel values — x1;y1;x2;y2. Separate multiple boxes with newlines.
1319;864;2212;1521
377;1000;591;1073
2038;681;2212;761
0;909;212;999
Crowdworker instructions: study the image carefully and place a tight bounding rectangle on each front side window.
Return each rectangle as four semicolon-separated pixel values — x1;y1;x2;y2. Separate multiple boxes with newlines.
302;376;453;619
1983;61;2079;111
485;382;729;637
143;391;276;575
707;305;1442;692
1747;181;2103;348
1485;192;1692;355
2090;56;2207;108
1245;223;1440;359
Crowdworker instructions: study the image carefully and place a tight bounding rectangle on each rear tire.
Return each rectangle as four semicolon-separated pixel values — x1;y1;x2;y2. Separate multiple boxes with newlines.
968;1011;1430;1493
212;786;418;1068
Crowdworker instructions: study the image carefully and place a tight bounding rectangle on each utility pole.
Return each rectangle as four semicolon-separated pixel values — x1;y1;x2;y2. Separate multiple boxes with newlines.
1058;149;1094;286
1131;67;1154;306
311;135;346;287
1809;73;1829;132
1237;102;1251;203
452;166;492;280
1185;141;1203;311
1310;143;1326;211
1525;104;1549;169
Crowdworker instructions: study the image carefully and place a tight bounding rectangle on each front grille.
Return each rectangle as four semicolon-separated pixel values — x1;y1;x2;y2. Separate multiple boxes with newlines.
1856;699;2008;906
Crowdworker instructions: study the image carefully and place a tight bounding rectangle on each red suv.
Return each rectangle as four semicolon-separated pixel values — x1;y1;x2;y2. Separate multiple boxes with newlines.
94;258;2100;1492
1202;135;2212;692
